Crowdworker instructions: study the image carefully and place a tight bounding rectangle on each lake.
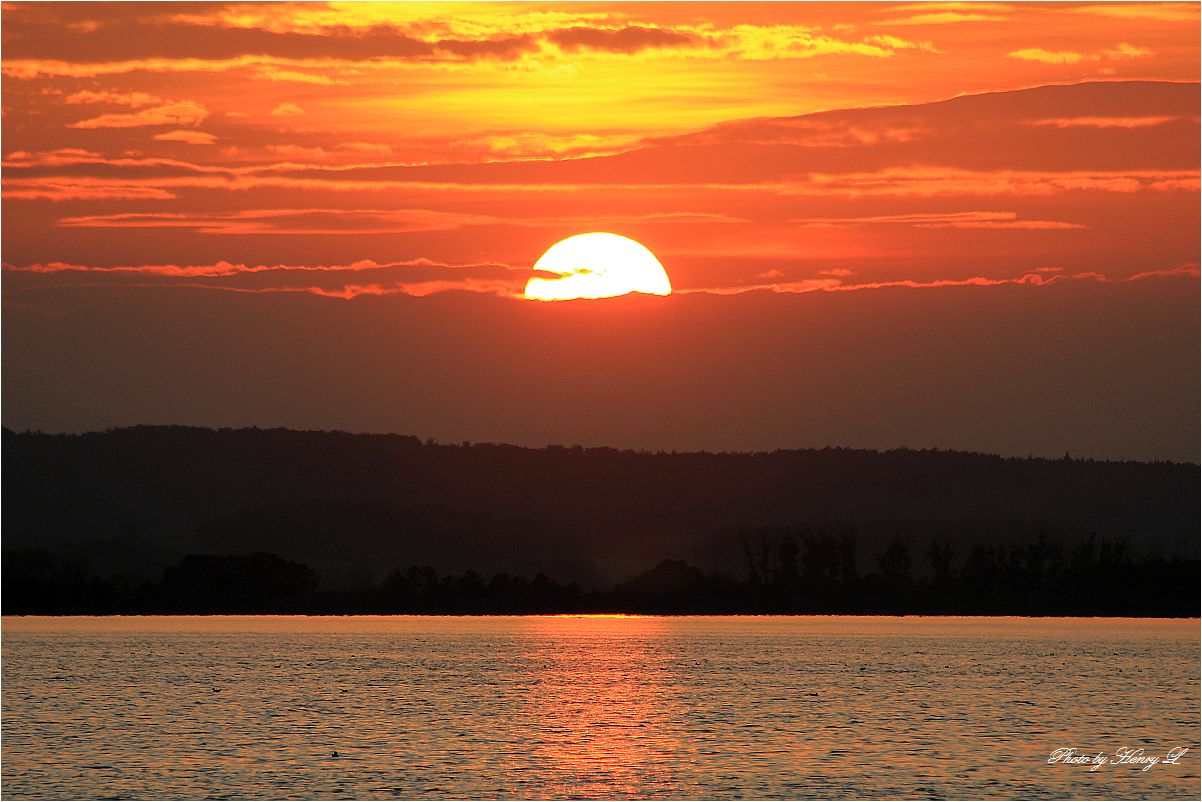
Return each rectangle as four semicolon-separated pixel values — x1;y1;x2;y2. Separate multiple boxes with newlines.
2;616;1198;799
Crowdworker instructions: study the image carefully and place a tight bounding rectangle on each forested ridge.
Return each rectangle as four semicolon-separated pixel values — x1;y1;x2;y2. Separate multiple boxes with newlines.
4;426;1197;615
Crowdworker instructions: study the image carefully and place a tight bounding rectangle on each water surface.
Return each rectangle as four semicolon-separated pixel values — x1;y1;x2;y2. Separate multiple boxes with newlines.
3;616;1198;799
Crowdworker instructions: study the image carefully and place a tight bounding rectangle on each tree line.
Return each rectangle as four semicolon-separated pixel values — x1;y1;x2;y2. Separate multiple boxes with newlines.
4;529;1196;616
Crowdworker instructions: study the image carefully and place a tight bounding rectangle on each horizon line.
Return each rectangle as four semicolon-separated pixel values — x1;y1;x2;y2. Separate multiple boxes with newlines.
4;423;1197;468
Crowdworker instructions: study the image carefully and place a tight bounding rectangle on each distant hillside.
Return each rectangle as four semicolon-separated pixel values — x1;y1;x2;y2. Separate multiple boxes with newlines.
3;426;1197;587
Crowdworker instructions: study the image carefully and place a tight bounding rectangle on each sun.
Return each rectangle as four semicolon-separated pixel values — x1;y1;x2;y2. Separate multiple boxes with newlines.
523;233;672;301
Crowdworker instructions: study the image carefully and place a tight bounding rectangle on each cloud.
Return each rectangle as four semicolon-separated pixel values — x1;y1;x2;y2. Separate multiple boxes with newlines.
153;130;217;145
797;167;1198;198
1075;4;1200;22
886;2;1013;11
4;165;1195;203
3;148;103;166
458;132;643;159
2;257;515;278
69;101;209;128
546;25;700;53
2;258;528;299
0;7;541;66
271;102;305;116
0;184;176;201
1029;116;1181;128
7;259;1196;302
267;144;333;160
310;278;520;299
54;208;504;235
1104;42;1153;60
793;211;1085;230
717;25;938;60
0;9;719;77
64;89;164;106
1126;266;1201;281
5;82;1196;207
1007;48;1087;65
4;56;296;79
915;220;1085;230
247;142;396;162
877;12;1008;26
1;149;226;174
0;18;942;78
163;4;613;37
341;142;393;156
685;266;1200;297
1008;42;1151;64
255;68;343;84
50;207;744;235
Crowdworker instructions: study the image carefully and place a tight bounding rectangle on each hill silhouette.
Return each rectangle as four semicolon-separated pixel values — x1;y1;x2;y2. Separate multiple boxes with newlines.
3;426;1197;614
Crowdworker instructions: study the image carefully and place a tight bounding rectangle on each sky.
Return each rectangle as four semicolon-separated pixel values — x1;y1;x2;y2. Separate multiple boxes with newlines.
2;2;1199;461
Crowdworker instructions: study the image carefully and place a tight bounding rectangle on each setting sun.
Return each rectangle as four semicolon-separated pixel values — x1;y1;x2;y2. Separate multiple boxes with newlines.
524;233;673;301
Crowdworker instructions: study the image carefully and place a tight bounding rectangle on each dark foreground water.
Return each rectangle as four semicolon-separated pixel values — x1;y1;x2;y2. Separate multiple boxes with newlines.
2;616;1198;800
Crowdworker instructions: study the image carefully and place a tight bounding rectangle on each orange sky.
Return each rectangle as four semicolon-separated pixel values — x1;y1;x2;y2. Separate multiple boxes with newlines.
3;1;1199;295
2;2;1199;459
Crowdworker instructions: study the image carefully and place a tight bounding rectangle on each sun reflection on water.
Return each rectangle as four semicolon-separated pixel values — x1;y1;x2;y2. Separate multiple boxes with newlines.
509;616;691;797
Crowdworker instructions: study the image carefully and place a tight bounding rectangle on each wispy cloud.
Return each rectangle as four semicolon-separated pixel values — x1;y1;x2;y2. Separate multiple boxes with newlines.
153;130;217;145
9;260;1194;302
64;89;165;107
3;258;529;300
3;257;517;278
545;25;700;53
684;267;1198;296
0;14;941;80
798;168;1198;198
1008;42;1151;64
1;184;176;201
1029;116;1183;128
459;132;644;160
69;101;209;129
1075;4;1200;22
50;208;745;235
877;12;1008;26
1008;48;1089;65
792;211;1085;229
270;103;305;117
4;165;1195;204
54;208;504;235
255;68;344;85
